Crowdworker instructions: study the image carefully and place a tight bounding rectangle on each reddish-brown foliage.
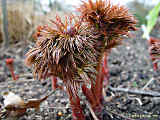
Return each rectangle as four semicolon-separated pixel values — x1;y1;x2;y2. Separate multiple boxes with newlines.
77;0;137;119
77;0;137;49
148;37;160;71
25;0;137;119
25;14;100;120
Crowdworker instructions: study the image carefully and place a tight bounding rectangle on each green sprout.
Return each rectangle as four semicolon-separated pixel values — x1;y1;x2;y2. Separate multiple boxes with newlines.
143;2;160;39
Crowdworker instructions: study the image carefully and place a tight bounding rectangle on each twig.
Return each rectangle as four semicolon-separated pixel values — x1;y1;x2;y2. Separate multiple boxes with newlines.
108;86;160;97
86;101;99;120
103;88;115;102
142;78;155;90
106;109;135;120
127;95;143;106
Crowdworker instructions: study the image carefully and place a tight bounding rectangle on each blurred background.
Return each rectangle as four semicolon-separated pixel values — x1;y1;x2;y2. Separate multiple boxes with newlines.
0;1;160;120
0;0;159;46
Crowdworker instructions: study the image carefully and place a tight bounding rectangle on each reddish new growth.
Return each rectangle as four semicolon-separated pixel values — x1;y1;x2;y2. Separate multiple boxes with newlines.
6;58;18;80
148;37;160;71
25;0;136;119
25;14;100;120
78;0;136;48
77;0;136;119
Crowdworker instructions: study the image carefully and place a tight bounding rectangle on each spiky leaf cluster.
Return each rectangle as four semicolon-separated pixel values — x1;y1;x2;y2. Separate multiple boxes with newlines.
25;15;100;87
149;37;160;59
77;0;137;49
25;0;137;98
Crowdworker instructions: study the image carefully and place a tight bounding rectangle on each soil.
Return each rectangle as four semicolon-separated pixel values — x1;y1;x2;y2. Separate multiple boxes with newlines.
0;29;160;120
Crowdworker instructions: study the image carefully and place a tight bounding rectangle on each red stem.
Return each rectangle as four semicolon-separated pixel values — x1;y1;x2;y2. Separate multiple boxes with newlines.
9;65;17;80
81;51;109;119
51;76;57;90
94;52;108;101
70;96;85;120
103;52;109;87
151;58;158;71
82;84;103;119
64;79;85;120
6;59;18;80
82;84;99;106
51;76;64;90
